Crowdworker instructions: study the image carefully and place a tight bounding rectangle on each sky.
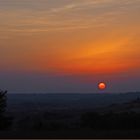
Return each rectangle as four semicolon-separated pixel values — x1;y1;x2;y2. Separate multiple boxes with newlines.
0;0;140;93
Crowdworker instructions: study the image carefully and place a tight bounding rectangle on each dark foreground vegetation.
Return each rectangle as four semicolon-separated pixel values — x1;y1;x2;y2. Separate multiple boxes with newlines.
1;91;140;138
81;111;140;130
0;90;12;130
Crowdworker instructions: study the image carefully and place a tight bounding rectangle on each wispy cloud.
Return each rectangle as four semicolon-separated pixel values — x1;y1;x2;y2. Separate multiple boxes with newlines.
0;0;140;35
49;0;114;13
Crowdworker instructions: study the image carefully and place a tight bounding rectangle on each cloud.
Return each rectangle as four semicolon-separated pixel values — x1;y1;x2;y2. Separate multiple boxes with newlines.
48;0;139;14
0;0;140;35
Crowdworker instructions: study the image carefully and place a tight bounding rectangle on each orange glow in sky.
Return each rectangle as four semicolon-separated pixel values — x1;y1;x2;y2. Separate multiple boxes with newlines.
0;0;140;93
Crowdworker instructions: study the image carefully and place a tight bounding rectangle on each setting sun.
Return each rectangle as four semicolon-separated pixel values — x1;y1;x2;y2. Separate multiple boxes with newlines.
98;82;106;90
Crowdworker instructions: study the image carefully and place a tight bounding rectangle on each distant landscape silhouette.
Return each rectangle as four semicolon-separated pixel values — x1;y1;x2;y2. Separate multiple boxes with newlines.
0;91;140;138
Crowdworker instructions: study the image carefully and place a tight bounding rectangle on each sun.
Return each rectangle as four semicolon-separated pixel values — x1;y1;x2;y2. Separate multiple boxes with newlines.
98;82;106;90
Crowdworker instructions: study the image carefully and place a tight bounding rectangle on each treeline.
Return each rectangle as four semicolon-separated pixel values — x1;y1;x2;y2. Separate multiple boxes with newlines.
17;111;140;131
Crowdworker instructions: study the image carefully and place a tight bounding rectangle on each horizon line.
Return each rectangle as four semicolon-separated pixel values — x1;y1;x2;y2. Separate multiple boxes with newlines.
7;91;140;94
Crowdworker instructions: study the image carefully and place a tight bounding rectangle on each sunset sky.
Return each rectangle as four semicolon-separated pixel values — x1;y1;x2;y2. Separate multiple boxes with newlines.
0;0;140;93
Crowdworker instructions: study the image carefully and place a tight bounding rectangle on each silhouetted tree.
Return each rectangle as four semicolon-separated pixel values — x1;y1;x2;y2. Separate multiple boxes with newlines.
0;90;7;116
0;90;12;130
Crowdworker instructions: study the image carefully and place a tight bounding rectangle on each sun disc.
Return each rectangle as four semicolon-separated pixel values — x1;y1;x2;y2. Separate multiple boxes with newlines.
98;82;106;90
